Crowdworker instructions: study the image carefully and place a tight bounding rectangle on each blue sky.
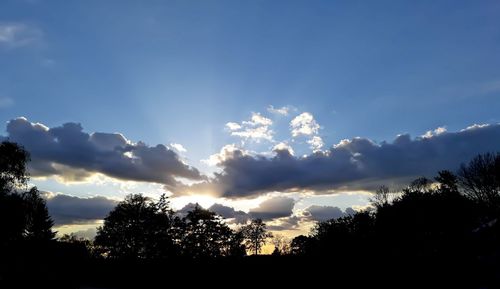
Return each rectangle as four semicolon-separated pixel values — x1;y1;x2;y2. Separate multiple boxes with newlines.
1;0;500;237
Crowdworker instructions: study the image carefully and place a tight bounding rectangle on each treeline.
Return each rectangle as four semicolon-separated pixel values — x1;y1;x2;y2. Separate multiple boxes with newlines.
1;140;500;287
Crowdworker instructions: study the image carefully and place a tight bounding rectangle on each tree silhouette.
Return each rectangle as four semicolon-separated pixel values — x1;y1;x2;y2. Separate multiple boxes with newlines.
241;219;272;255
435;170;459;193
0;141;29;194
181;204;245;258
22;187;55;241
290;235;313;256
0;191;26;245
371;185;391;208
95;194;180;259
0;141;54;245
458;152;500;207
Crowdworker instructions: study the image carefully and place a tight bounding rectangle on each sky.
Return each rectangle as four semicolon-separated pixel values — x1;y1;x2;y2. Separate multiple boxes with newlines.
1;0;500;239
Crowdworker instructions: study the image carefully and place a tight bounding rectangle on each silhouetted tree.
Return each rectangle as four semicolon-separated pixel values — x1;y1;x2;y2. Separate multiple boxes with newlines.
290;235;314;256
435;170;459;193
371;185;391;207
22;187;55;241
0;192;26;245
95;194;180;259
407;177;432;194
311;211;375;257
0;141;29;194
458;153;500;206
181;204;242;258
241;219;272;255
0;141;54;244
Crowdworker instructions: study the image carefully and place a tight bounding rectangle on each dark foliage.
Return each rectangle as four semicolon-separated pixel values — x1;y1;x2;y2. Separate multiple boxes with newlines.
0;141;55;245
180;204;245;258
94;194;181;259
241;218;272;255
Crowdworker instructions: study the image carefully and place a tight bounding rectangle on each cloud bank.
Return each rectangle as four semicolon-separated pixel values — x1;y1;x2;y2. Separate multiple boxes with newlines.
44;193;118;225
177;123;500;198
2;117;203;190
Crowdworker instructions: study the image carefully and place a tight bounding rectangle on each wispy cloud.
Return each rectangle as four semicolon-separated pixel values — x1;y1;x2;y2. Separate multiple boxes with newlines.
267;105;295;116
0;23;42;48
226;112;274;142
170;143;187;153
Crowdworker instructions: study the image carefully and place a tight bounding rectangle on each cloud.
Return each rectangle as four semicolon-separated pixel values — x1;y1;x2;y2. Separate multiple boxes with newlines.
0;96;13;108
176;123;500;198
422;126;447;138
226;113;274;142
267;216;302;231
244;112;273;126
290;112;320;137
176;202;199;217
45;193;118;225
70;227;98;240
0;23;42;48
273;142;295;156
170;143;187;153
202;144;247;167
208;203;250;224
3;117;204;189
267;105;293;116
232;126;273;142
176;198;296;224
248;197;295;220
304;205;355;222
307;136;324;152
225;122;242;131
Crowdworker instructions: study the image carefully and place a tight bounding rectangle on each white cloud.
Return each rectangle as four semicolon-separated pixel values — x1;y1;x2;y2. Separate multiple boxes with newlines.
422;126;447;138
225;122;242;131
461;123;490;132
202;144;247;166
0;23;42;48
244;112;272;126
267;105;292;116
273;142;295;156
232;126;273;142
170;143;187;153
226;112;274;142
307;136;324;152
290;112;320;137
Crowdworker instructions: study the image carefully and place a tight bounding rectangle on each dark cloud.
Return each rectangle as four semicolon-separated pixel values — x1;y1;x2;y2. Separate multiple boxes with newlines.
304;205;355;222
176;198;297;224
45;193;118;225
267;216;302;231
248;197;295;220
3;117;203;188
208;203;249;224
178;124;500;198
176;202;199;217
